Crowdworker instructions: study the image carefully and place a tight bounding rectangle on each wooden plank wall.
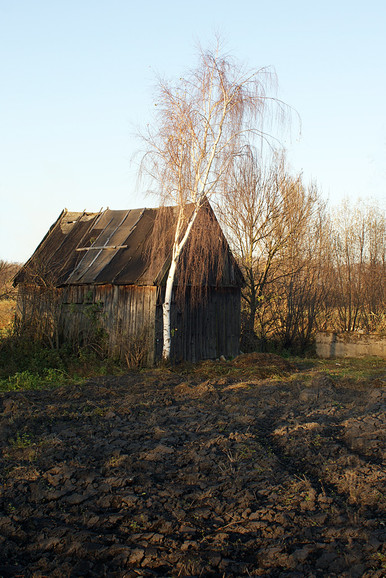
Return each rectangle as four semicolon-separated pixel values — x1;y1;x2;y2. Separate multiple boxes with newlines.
18;283;240;365
60;284;157;363
156;287;241;363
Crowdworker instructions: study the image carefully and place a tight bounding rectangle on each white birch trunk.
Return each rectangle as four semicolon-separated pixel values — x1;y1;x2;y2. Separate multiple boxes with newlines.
162;256;177;360
162;206;200;361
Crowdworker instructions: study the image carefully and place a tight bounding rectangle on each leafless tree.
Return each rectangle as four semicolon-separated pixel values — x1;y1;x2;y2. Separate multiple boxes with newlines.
216;147;324;350
269;199;332;351
0;260;20;301
330;199;385;332
140;41;291;359
13;258;63;348
0;261;20;331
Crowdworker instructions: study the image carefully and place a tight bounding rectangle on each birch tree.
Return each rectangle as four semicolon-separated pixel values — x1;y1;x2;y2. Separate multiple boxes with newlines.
141;43;289;360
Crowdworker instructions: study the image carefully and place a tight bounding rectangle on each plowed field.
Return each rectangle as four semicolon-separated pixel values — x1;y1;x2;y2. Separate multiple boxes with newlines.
0;354;385;577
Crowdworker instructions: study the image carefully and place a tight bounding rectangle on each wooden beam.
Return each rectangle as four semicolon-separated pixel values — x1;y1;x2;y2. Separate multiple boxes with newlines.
76;245;128;252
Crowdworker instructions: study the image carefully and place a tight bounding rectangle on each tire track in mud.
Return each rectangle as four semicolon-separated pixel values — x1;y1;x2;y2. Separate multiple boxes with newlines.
266;397;385;509
240;377;386;577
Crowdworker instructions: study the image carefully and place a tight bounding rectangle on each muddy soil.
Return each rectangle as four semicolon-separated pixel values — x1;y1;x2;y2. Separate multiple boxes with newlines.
0;355;385;577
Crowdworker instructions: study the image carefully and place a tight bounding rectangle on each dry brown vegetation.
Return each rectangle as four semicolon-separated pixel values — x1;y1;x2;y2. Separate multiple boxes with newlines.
0;354;385;577
0;261;20;331
0;300;16;331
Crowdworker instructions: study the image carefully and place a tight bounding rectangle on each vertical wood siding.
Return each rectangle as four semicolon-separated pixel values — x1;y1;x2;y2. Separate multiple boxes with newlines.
156;287;241;363
59;284;157;363
18;283;240;365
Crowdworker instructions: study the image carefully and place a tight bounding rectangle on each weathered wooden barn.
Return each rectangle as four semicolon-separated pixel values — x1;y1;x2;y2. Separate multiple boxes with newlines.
14;202;243;364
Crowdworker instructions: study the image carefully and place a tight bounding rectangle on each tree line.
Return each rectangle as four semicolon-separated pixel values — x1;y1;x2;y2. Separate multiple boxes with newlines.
216;148;385;353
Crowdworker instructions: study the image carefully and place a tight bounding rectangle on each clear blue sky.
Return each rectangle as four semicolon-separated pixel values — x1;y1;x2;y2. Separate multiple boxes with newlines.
1;0;385;263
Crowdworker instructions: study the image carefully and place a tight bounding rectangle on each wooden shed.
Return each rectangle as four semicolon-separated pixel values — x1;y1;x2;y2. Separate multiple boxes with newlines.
14;202;243;364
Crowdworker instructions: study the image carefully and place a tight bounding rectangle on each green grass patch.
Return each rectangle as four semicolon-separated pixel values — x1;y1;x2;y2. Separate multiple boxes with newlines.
0;334;126;391
0;368;73;391
292;356;385;385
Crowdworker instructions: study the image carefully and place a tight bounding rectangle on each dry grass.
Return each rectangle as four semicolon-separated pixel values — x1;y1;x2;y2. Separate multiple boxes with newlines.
0;299;16;331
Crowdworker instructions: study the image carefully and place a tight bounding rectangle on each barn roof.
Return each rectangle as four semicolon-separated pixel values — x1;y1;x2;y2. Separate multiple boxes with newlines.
15;204;243;288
